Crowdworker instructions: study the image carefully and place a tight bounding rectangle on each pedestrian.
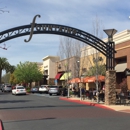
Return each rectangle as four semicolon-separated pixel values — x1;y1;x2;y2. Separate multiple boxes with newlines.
81;87;86;100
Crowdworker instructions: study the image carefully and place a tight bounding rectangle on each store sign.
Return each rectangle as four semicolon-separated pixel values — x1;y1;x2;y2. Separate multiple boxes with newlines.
44;65;48;68
125;69;130;76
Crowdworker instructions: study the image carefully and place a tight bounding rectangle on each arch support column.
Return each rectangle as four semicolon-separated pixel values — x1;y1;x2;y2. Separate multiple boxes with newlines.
105;70;116;105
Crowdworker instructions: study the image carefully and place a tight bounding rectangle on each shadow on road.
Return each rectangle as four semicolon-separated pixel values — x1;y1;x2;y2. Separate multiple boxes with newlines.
4;117;56;123
0;100;31;104
0;104;90;110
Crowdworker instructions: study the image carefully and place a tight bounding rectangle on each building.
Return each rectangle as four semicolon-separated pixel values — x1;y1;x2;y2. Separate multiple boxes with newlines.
55;56;80;86
40;30;130;90
80;46;106;90
108;30;130;90
42;55;60;85
81;29;130;90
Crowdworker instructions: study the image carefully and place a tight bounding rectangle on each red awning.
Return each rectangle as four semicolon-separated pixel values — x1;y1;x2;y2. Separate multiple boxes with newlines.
55;73;63;79
87;75;105;83
83;77;90;83
68;78;81;83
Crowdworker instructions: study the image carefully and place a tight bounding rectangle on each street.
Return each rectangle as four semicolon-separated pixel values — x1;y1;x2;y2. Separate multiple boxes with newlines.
0;92;130;130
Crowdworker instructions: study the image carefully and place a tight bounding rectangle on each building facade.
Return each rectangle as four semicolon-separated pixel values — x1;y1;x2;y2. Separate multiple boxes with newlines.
42;55;60;85
81;29;130;90
113;30;130;90
55;56;80;86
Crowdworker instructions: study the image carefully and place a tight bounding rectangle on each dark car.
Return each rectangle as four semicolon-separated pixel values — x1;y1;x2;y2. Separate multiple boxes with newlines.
0;84;3;90
48;85;63;96
31;86;39;93
61;87;68;96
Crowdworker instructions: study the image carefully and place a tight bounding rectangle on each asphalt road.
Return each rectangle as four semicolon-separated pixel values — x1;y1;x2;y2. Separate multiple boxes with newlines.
0;92;130;130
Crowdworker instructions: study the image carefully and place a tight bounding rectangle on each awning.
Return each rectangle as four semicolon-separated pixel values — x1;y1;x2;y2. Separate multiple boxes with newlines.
85;75;105;83
68;78;81;83
83;77;90;83
60;72;71;80
55;73;63;79
115;63;127;72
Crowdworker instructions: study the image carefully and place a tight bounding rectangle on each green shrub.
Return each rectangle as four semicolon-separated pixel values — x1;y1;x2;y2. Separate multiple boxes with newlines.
26;87;31;93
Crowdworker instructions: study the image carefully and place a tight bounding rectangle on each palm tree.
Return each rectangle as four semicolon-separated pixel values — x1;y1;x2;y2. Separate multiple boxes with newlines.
5;65;16;74
0;57;10;84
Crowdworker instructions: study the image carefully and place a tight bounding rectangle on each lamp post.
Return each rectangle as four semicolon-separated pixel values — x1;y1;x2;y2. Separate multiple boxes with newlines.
77;60;82;99
104;29;117;70
64;63;69;98
103;29;117;105
77;60;80;78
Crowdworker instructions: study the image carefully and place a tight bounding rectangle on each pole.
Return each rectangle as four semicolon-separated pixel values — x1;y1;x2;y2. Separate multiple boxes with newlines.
95;50;99;103
65;64;69;98
67;81;70;98
80;86;82;100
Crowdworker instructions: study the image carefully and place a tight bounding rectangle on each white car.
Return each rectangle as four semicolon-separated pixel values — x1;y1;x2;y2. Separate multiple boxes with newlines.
39;85;48;93
1;84;12;92
12;86;26;95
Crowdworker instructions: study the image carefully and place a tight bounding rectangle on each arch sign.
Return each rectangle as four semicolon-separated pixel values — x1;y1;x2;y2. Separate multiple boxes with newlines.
0;15;116;70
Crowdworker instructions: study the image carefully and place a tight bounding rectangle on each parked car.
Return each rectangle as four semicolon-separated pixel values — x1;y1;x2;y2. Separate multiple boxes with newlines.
12;86;26;95
1;84;12;92
48;85;63;96
39;85;48;93
31;86;39;93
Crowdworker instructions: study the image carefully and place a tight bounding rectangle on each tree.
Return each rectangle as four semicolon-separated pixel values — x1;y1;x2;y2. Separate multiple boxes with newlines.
0;57;10;84
9;73;18;85
87;16;106;103
57;36;87;79
1;73;10;83
14;61;43;87
0;2;9;14
5;64;16;74
86;16;106;77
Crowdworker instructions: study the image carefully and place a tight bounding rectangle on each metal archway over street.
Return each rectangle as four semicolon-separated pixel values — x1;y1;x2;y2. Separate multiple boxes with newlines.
0;15;116;70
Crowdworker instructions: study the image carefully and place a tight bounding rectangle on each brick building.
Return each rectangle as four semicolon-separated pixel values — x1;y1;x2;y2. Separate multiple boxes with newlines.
104;30;130;90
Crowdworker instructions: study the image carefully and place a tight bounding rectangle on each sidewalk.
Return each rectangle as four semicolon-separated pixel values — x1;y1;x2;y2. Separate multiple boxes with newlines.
59;96;130;113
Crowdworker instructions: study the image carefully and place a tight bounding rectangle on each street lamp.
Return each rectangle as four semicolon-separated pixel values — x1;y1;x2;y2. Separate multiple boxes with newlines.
104;29;117;42
103;29;117;70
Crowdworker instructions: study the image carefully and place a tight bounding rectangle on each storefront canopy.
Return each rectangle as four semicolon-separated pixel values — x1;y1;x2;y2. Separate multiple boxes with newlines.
60;72;71;80
83;77;90;83
115;63;127;72
68;78;81;83
85;75;105;83
55;73;63;79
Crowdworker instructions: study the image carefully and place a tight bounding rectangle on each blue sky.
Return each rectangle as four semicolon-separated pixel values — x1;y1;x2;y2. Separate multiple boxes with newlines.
0;0;130;67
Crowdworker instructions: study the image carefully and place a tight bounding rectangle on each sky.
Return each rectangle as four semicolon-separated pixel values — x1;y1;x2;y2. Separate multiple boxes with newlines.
0;0;130;67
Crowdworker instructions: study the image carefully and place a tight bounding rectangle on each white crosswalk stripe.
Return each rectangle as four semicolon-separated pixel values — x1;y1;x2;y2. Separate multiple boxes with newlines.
31;93;60;98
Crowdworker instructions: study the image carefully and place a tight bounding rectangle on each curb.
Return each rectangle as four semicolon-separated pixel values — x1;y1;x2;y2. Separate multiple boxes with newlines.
59;97;115;111
0;119;4;130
